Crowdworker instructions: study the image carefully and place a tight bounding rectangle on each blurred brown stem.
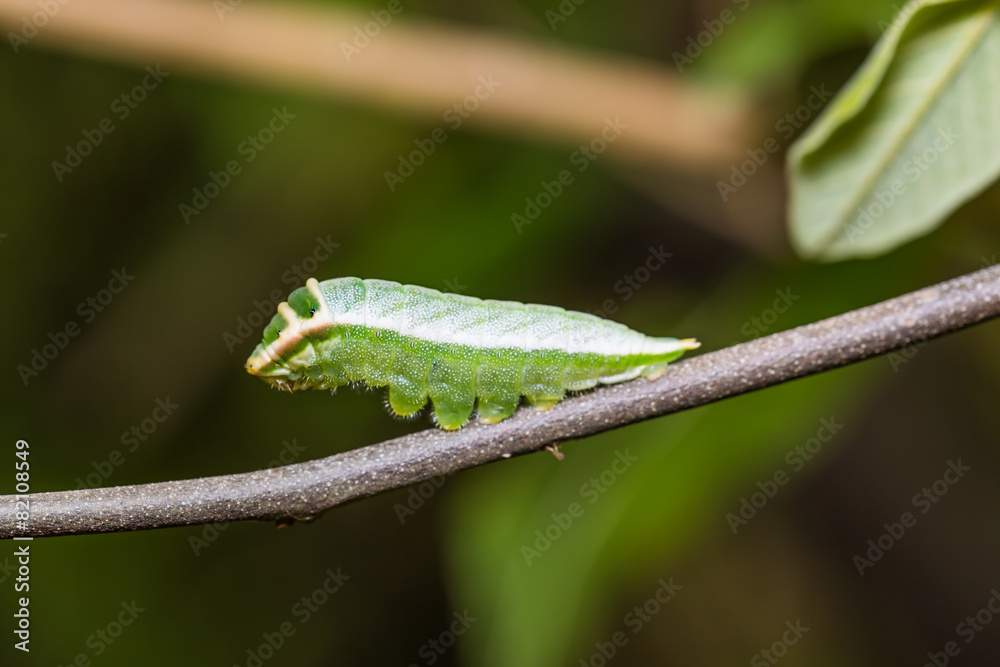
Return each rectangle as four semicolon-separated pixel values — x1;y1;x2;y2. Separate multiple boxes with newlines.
0;0;753;170
3;266;999;539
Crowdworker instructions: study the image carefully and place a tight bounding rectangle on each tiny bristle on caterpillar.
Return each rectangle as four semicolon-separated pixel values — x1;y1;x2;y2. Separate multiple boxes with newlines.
246;277;699;430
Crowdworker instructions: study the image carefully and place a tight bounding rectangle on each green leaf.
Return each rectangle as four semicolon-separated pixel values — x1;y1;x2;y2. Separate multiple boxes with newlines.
788;0;1000;260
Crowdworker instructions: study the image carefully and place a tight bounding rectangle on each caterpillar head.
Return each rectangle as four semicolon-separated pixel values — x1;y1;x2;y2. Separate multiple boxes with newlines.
246;279;330;391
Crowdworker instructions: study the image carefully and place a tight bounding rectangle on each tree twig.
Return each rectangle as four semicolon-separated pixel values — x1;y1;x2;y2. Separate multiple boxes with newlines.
3;266;999;539
0;0;753;170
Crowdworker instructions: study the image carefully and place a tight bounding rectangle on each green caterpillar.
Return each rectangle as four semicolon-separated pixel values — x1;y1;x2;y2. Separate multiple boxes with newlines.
246;277;699;430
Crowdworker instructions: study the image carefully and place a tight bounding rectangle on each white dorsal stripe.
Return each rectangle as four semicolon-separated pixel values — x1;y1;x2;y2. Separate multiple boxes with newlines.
295;277;696;360
640;337;701;356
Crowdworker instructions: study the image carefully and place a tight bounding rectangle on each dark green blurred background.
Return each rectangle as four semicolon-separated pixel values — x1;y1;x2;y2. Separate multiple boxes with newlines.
2;0;999;665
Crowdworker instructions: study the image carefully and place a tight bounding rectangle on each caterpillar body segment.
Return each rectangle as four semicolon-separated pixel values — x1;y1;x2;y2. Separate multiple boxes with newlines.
246;277;699;430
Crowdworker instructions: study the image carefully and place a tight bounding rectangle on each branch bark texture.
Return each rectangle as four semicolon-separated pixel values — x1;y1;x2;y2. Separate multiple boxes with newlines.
3;266;999;539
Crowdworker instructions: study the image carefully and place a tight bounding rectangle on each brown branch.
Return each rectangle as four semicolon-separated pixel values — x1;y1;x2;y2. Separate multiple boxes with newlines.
0;0;753;170
3;266;999;539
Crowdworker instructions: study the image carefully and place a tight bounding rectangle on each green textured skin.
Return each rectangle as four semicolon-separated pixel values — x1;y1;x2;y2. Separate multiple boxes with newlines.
246;277;699;430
